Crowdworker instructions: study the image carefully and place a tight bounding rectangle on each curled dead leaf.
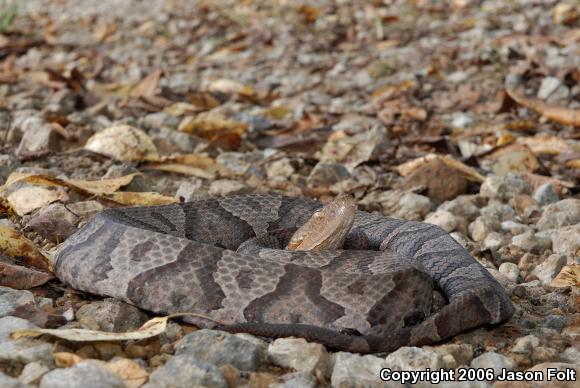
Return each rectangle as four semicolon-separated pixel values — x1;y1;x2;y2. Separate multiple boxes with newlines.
84;125;160;162
318;127;390;172
485;144;540;175
10;313;218;342
506;87;580;127
69;173;142;195
208;78;254;98
145;154;231;179
178;115;248;149
0;172;143;215
131;69;162;99
6;185;69;216
396;154;485;183
516;134;574;155
0;225;52;272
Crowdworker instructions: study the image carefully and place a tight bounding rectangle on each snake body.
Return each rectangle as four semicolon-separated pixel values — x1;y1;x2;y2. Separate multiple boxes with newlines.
54;194;514;353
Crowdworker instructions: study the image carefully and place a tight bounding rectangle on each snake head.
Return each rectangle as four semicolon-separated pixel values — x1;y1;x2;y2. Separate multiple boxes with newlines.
287;195;357;251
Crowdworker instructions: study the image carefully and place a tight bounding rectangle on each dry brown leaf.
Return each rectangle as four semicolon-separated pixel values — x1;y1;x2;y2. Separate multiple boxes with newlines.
163;102;200;117
0;225;52;272
69;173;141;195
102;192;177;206
516;134;574;155
131;69;162;99
1;173;143;213
145;154;230;179
84;125;160;162
11;313;215;342
550;264;579;288
6;186;69;216
189;92;220;111
93;23;117;43
262;106;292;121
54;352;84;368
506;88;580;127
178;115;248;148
396;154;485;183
565;159;580;169
318;127;390;172
521;173;574;194
485;144;540;175
207;78;254;98
102;358;149;388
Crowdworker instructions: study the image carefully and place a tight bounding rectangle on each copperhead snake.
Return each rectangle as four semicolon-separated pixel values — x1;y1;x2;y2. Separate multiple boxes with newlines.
54;194;514;353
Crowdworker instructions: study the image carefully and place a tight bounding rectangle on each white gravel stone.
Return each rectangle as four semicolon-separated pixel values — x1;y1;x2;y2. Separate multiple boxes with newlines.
330;352;386;388
561;347;580;364
533;183;559;206
384;347;445;370
144;354;226;388
266;158;295;179
531;254;568;286
421;344;474;369
500;220;529;235
469;216;500;242
208;179;250;196
550;224;580;257
396;193;432;220
512;231;552;253
268;338;330;376
537;199;580;231
511;334;540;354
39;362;124;388
483;232;504;251
537;76;561;100
498;262;520;283
424;210;458;232
470;352;516;378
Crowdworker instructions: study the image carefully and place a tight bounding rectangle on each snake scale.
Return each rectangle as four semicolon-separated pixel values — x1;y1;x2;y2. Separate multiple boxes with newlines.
54;194;514;353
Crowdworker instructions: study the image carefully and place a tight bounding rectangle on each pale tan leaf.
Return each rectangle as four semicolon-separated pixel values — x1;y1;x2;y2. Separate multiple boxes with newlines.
485;144;540;175
68;173;142;195
208;78;254;97
102;192;178;206
131;69;162;99
178;115;248;142
6;186;69;216
144;154;232;179
516;134;574;155
10;313;218;342
84;125;160;162
396;154;485;183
